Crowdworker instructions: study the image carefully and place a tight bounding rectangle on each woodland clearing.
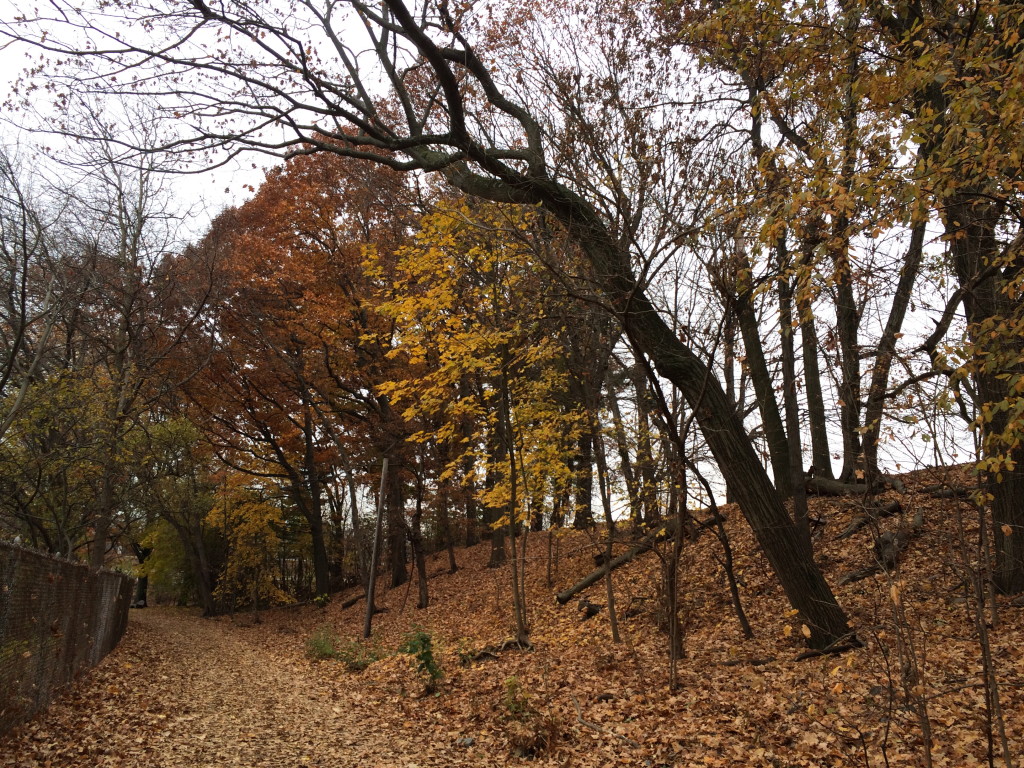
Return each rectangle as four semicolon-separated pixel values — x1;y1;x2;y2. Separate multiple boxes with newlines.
2;466;1022;768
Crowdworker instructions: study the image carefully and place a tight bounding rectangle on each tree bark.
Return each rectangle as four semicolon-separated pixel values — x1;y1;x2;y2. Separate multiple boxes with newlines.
778;265;812;553
386;460;407;588
945;196;1024;593
735;290;792;496
797;281;833;480
573;430;595;528
863;223;926;487
528;182;849;648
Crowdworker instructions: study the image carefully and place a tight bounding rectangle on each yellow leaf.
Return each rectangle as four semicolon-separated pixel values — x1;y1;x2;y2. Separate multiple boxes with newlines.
1002;524;1013;537
831;682;844;695
801;624;811;638
783;624;793;637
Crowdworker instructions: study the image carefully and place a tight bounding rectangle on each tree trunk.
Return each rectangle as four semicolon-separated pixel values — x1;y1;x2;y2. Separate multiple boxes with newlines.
735;290;792;496
797;287;833;480
862;222;926;487
386;461;407;588
363;458;388;638
778;265;812;553
608;377;642;526
629;363;661;525
834;260;863;482
409;504;429;610
592;411;621;643
529;183;850;648
89;468;114;569
945;196;1024;593
573;430;594;528
484;421;508;568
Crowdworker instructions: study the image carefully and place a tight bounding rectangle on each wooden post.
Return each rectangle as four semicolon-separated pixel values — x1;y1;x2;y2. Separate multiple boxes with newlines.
363;457;388;639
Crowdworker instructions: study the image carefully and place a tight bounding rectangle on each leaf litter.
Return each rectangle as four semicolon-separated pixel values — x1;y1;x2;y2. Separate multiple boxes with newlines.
2;466;1022;767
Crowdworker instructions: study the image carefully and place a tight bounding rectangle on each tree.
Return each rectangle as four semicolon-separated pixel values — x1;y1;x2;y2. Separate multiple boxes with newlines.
132;417;222;615
189;150;420;596
0;147;60;444
207;472;290;614
377;199;585;642
664;0;1024;591
3;0;852;647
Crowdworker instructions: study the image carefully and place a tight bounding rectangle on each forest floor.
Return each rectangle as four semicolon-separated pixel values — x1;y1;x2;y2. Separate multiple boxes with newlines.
3;465;1024;767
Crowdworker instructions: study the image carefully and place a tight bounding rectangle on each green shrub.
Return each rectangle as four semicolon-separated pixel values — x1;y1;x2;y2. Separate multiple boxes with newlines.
335;639;384;671
305;626;384;671
399;626;443;687
306;625;341;660
503;676;533;716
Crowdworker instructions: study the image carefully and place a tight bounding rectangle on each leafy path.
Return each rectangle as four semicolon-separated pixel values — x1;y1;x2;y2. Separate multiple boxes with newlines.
1;609;440;768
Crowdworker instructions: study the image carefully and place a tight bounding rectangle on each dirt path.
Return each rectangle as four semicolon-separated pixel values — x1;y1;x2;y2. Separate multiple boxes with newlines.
0;609;439;768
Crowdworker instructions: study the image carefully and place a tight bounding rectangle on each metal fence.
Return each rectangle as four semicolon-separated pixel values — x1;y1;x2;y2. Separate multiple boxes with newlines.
0;542;134;735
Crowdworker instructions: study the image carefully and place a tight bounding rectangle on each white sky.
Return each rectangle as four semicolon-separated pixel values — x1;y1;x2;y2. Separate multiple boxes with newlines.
0;0;972;488
0;29;271;243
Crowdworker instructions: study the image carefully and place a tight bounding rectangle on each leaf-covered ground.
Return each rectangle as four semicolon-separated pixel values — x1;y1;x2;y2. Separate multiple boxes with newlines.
3;466;1023;767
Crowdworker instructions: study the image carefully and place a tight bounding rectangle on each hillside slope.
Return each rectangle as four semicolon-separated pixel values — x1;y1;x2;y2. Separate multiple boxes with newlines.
3;466;1020;767
272;465;1024;766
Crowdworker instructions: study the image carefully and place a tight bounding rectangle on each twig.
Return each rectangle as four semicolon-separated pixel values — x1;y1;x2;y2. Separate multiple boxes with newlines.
570;694;641;748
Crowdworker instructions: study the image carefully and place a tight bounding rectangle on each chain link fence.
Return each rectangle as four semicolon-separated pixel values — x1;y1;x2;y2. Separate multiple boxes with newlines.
0;542;135;735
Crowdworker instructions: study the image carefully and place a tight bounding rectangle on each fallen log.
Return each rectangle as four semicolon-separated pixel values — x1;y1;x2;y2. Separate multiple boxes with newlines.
340;592;366;609
807;477;870;496
835;500;902;540
919;484;974;500
838;510;924;586
555;513;722;605
807;474;906;497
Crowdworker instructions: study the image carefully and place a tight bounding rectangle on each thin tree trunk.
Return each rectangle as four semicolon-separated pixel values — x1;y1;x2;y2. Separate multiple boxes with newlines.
862;222;926;487
797;291;833;479
484;423;508;568
387;461;407;588
499;370;530;646
410;504;429;610
363;458;388;638
630;364;660;525
303;404;331;596
592;411;621;643
608;378;642;526
777;253;812;554
734;291;792;496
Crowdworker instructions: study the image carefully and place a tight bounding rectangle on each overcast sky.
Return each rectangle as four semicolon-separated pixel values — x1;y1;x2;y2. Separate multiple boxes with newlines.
0;27;270;243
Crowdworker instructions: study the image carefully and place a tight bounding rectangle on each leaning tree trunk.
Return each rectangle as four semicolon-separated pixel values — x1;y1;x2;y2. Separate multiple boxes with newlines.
524;180;851;649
